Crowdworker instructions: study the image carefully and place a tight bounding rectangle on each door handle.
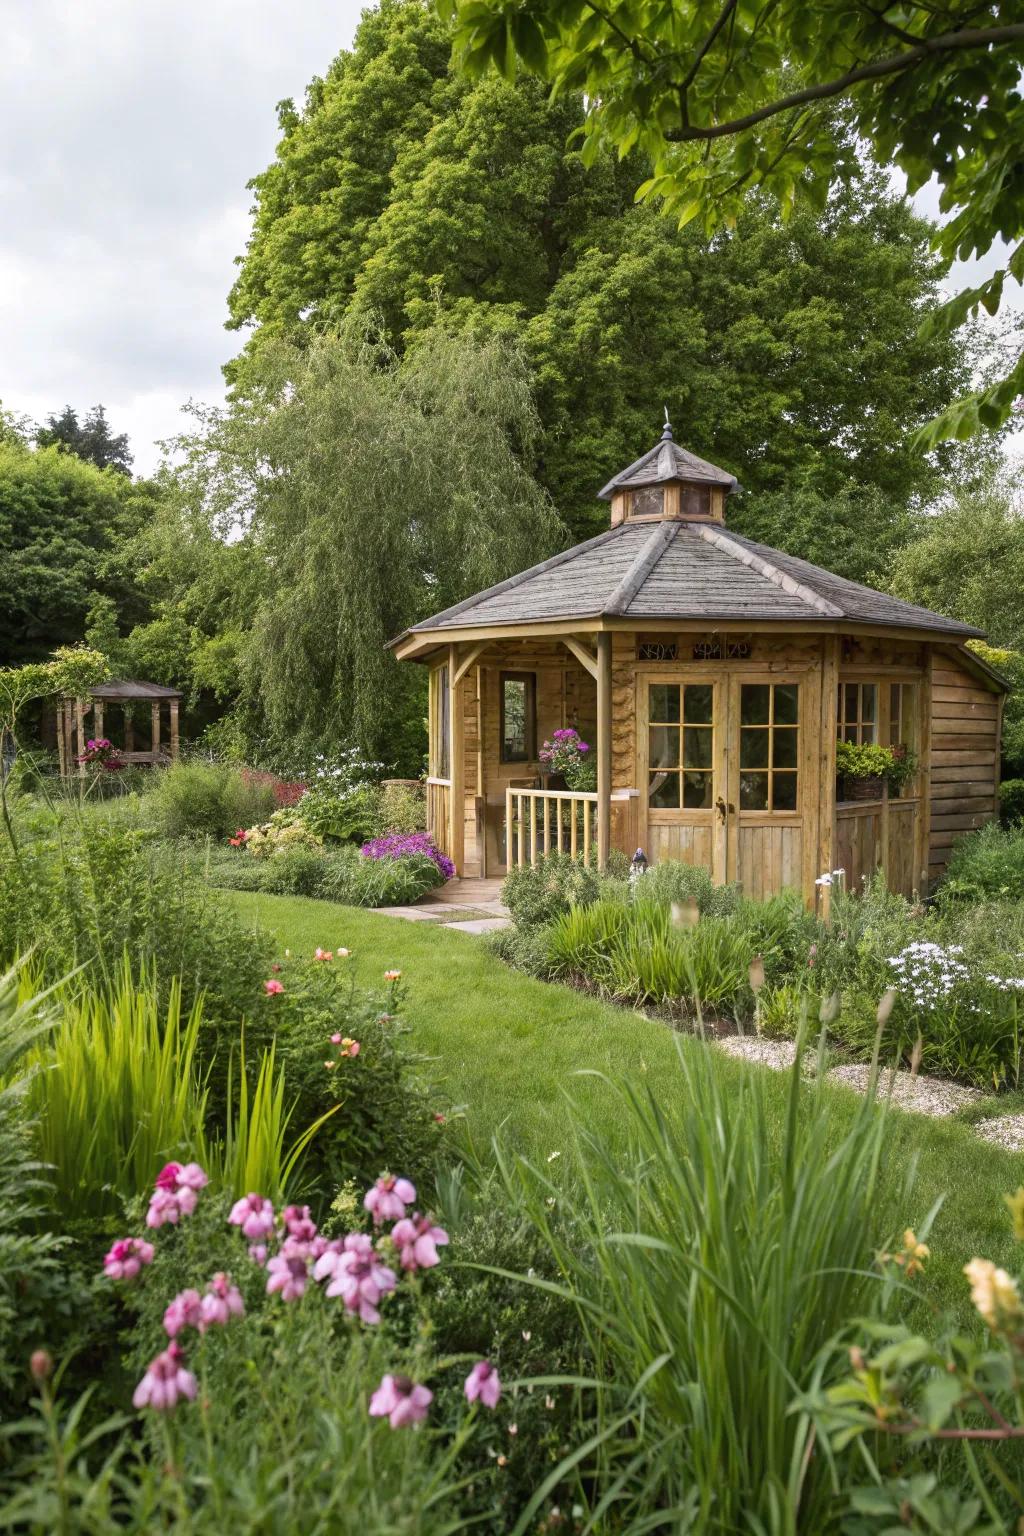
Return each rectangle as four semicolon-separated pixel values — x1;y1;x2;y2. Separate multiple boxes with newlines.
715;796;727;824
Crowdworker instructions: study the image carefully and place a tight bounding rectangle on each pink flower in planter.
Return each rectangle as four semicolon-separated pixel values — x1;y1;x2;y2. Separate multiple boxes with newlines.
464;1360;502;1409
133;1341;197;1413
364;1175;416;1225
103;1237;155;1281
313;1233;396;1323
390;1214;449;1273
199;1273;244;1331
263;978;284;996
229;1193;276;1242
163;1288;203;1338
266;1241;310;1302
369;1373;433;1429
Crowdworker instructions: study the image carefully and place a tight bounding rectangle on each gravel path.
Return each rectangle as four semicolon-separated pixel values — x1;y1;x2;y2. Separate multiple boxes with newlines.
973;1116;1024;1153
716;1036;799;1071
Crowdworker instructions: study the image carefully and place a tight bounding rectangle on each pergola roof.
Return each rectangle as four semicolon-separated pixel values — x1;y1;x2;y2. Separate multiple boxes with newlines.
597;424;738;500
86;678;182;700
398;520;983;642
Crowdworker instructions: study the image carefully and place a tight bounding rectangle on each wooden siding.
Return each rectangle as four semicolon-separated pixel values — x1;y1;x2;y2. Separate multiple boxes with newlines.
928;650;1001;887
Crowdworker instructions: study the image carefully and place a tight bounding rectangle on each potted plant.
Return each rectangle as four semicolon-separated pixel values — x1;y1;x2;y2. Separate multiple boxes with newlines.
836;740;918;801
538;728;596;792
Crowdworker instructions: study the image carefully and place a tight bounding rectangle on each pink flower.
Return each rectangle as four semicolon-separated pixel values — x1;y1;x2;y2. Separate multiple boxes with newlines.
199;1273;244;1331
314;948;333;962
281;1205;318;1245
266;1241;309;1302
148;1162;208;1225
155;1161;207;1194
384;970;402;982
369;1373;433;1429
248;1243;268;1267
132;1341;197;1413
229;1193;276;1242
146;1187;183;1229
390;1214;449;1272
154;1162;182;1192
330;1032;342;1044
263;979;284;996
313;1233;396;1323
464;1359;502;1409
103;1237;155;1281
364;1175;416;1225
163;1288;203;1338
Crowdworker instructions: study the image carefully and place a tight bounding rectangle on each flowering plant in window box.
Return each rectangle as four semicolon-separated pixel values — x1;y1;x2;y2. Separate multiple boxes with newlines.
538;728;596;791
835;741;917;801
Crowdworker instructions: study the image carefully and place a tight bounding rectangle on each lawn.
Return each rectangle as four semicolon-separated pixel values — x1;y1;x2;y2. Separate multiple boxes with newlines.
231;890;1023;1314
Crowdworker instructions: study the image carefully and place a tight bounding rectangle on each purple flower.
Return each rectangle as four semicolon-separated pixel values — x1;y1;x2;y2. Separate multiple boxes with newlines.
229;1192;276;1242
313;1233;397;1323
199;1273;245;1331
103;1237;155;1281
163;1288;203;1338
464;1359;502;1409
133;1342;196;1413
266;1241;310;1302
369;1373;433;1428
390;1213;449;1272
364;1175;416;1225
360;832;455;882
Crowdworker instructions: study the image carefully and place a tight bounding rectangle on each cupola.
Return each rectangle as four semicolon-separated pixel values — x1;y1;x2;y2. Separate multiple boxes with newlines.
598;412;738;527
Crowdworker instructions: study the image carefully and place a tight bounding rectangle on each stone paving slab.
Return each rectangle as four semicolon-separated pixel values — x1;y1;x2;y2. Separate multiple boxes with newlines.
445;917;512;935
371;906;441;922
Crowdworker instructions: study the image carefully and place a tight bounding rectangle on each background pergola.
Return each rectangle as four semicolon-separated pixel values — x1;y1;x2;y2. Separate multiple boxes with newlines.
58;678;182;775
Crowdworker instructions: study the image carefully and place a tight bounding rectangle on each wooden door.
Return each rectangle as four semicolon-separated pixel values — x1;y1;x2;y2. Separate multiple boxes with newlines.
637;672;726;882
725;675;808;899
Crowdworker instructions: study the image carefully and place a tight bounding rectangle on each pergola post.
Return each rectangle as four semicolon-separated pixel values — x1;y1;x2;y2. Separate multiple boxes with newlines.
596;632;612;870
151;702;161;761
76;697;86;777
169;699;180;761
124;707;134;756
447;644;465;875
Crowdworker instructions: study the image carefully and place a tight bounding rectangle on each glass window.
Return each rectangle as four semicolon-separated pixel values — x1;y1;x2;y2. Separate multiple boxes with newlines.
630;486;664;518
500;672;536;763
738;683;799;814
434;665;450;780
837;682;878;744
888;682;919;797
680;485;712;519
648;683;713;809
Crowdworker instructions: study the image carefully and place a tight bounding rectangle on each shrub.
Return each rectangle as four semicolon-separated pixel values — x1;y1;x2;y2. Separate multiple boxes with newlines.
637;859;740;917
361;832;453;881
149;759;277;841
486;922;555;977
497;1035;908;1531
204;844;446;907
243;808;322;857
291;751;386;844
501;851;616;928
378;781;425;835
942;820;1024;902
999;778;1024;825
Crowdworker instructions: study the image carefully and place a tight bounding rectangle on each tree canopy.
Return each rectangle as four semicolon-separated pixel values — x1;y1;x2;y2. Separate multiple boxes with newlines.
36;404;133;475
228;0;986;545
442;0;1024;443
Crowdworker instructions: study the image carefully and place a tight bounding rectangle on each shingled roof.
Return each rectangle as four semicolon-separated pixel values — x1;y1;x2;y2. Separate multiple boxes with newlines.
400;520;982;639
597;419;738;500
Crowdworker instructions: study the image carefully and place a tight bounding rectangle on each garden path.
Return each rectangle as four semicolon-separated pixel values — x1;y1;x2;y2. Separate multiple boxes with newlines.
372;877;511;935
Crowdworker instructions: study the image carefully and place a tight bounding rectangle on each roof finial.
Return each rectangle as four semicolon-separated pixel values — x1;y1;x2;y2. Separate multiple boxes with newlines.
661;407;673;442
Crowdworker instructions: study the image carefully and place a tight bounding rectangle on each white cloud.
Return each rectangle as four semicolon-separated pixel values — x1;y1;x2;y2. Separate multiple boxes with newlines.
0;0;363;473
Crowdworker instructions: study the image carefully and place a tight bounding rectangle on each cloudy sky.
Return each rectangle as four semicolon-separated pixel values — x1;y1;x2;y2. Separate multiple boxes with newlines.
1;1;1019;477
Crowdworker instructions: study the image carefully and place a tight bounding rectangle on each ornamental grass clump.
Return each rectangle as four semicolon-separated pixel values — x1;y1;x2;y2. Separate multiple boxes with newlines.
496;1030;906;1533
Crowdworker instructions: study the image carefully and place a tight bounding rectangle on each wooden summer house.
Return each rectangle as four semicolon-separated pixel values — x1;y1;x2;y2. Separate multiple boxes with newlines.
58;679;182;775
391;421;1006;905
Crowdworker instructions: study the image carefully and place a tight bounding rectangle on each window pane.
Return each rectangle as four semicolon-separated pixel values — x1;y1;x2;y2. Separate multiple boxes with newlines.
649;725;680;769
740;730;769;768
683;726;712;768
774;684;799;725
740;772;769;810
772;728;798;768
843;725;858;743
844;683;859;723
649;684;680;723
649;771;680;808
438;666;450;780
741;685;770;725
772;773;798;811
861;720;877;744
632;486;664;517
683;772;712;809
502;680;528;760
861;684;877;723
683;684;713;724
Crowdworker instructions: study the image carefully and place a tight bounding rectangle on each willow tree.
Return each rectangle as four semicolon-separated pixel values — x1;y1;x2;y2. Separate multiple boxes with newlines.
170;325;563;770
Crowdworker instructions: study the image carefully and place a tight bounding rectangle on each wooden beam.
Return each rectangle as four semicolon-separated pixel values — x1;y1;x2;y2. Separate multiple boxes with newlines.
448;644;465;875
151;702;161;760
596;632;612;870
562;636;598;680
76;697;86;777
452;641;488;688
817;636;840;917
169;699;180;761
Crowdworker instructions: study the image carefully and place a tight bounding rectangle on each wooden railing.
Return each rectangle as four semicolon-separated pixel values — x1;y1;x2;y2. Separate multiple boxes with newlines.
505;787;599;868
426;777;452;860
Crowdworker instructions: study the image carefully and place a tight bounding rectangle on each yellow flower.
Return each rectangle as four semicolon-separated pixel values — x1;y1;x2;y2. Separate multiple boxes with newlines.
880;1228;930;1277
1005;1187;1024;1242
964;1257;1023;1330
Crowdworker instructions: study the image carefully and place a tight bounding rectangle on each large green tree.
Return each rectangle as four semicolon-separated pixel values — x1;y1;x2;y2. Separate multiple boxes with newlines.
36;405;133;475
0;443;152;665
229;0;986;547
443;0;1024;443
171;326;563;770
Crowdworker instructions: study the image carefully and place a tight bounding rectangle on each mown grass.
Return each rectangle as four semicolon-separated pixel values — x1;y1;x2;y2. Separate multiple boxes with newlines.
229;891;1023;1316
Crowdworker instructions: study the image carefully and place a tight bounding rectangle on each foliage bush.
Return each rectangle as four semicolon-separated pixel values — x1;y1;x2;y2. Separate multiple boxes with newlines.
207;844;445;907
377;781;425;835
501;851;622;929
635;859;740;917
149;758;277;841
941;821;1024;902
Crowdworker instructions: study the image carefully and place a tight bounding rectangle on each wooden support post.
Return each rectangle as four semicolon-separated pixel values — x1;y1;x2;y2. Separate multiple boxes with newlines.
76;697;86;777
57;698;68;776
916;656;934;897
596;632;612;870
94;701;104;743
169;699;180;761
447;645;464;877
817;637;840;918
151;702;161;761
124;708;134;757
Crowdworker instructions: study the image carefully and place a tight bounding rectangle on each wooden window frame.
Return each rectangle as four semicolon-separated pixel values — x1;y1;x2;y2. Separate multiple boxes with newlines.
837;681;878;744
429;664;451;781
646;680;715;811
499;670;537;764
737;681;801;816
